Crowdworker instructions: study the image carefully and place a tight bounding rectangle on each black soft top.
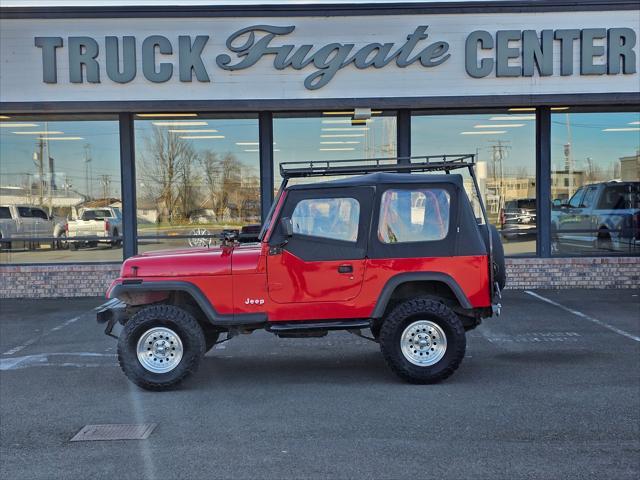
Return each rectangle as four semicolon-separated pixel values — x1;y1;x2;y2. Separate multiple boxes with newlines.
287;173;464;190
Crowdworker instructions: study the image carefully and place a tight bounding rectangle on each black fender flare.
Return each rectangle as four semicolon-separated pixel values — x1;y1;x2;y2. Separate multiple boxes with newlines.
110;280;266;326
370;272;473;319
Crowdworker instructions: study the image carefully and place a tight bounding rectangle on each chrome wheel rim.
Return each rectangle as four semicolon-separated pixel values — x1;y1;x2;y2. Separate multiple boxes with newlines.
188;228;211;247
136;327;183;373
400;320;447;366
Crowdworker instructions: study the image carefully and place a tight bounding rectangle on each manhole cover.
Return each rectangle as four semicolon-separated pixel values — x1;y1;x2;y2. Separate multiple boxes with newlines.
70;423;157;442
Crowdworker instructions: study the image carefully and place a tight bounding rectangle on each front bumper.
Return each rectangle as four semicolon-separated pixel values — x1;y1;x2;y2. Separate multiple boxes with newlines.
96;298;128;338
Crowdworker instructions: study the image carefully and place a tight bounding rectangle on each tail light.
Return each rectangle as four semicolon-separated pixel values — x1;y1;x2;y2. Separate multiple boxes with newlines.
499;208;505;226
64;223;68;233
105;220;110;232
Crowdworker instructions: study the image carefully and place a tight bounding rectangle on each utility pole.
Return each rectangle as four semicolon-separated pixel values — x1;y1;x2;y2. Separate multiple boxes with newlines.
488;140;511;215
84;144;92;200
99;174;111;205
33;139;46;205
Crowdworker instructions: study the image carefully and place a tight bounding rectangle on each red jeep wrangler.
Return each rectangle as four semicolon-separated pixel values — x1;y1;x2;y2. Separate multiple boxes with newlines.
98;155;505;390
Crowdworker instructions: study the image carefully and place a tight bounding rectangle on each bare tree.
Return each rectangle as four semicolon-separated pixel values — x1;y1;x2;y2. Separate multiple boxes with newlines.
140;127;193;223
176;144;201;221
200;151;242;223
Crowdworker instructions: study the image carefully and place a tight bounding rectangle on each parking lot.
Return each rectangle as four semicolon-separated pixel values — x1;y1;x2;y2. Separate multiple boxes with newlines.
0;289;638;480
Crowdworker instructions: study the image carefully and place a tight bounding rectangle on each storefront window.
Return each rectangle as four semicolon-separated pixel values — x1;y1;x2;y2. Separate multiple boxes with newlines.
551;111;640;256
134;114;260;252
273;111;397;188
0;115;121;263
412;111;537;256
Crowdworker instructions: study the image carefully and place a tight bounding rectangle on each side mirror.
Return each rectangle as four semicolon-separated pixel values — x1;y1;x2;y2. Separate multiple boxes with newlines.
280;217;293;237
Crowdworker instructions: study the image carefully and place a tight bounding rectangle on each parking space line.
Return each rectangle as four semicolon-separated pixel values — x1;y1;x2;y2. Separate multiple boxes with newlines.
525;290;640;342
2;313;85;356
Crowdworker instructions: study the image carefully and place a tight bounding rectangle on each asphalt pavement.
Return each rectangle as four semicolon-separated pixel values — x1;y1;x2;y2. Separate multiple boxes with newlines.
0;289;638;480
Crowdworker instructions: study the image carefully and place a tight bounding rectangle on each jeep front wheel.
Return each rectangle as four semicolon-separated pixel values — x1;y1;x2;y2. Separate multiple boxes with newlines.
379;298;466;384
117;305;206;391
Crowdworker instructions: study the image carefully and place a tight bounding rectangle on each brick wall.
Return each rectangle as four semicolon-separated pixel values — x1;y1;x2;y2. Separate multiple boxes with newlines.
0;257;638;298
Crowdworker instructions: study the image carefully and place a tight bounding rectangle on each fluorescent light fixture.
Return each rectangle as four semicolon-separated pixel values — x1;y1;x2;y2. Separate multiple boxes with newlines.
602;127;640;132
0;123;39;128
320;134;366;138
38;137;84;141
322;119;371;124
474;124;525;128
629;121;640;125
322;127;369;131
320;141;360;144
236;142;259;146
460;131;507;135
551;107;570;111
322;111;354;115
137;113;198;117
13;131;64;135
168;129;218;133
508;107;536;112
489;116;535;121
0;115;10;119
152;121;208;126
243;149;259;152
319;147;356;151
179;135;225;139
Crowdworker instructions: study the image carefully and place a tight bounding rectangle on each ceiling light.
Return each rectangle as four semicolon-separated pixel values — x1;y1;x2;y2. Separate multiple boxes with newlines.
319;147;356;151
243;149;259;152
460;131;507;135
602;127;640;132
474;124;525;128
508;107;536;112
320;141;360;144
322;111;354;115
13;131;64;135
236;142;259;146
489;116;535;121
0;123;39;128
629;121;640;125
322;127;369;131
551;107;570;111
152;121;208;126
322;119;371;124
320;134;366;138
39;137;84;141
137;113;198;117
0;115;10;119
179;135;225;139
169;129;218;133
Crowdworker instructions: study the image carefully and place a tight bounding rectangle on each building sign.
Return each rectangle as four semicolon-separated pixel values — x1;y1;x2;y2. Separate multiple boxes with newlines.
1;10;639;103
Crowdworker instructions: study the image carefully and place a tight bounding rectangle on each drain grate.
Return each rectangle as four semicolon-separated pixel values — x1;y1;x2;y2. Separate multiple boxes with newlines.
70;423;157;442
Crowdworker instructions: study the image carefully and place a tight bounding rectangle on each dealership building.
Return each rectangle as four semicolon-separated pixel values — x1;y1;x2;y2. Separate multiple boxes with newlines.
0;0;638;298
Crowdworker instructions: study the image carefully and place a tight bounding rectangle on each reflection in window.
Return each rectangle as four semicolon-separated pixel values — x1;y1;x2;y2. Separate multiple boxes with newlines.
378;189;450;243
0;115;121;263
292;197;360;242
551;111;640;256
134;115;260;252
274;111;397;188
412;112;536;256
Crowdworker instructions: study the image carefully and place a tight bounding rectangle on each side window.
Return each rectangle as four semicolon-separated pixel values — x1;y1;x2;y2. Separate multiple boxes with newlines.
291;197;360;242
30;208;49;220
568;188;585;208
17;207;32;218
378;188;450;243
0;207;11;219
581;187;598;208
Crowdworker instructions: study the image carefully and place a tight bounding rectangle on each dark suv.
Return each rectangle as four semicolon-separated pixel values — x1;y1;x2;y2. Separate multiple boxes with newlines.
500;198;536;240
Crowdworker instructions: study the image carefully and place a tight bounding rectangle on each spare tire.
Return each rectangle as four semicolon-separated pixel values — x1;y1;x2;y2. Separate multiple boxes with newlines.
480;224;506;291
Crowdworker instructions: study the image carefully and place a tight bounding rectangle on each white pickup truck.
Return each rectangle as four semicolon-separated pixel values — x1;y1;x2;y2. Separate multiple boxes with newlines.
0;204;67;250
67;207;123;249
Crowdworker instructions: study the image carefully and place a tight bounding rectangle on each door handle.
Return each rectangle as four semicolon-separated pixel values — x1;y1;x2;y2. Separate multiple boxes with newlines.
338;264;353;274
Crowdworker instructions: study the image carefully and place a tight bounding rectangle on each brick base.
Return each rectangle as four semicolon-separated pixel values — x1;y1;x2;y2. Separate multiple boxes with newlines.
0;257;638;299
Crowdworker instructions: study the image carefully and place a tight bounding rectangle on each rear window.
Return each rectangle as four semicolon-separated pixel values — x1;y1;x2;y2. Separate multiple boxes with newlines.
81;209;112;221
378;188;450;243
597;185;640;210
17;206;32;217
0;207;11;219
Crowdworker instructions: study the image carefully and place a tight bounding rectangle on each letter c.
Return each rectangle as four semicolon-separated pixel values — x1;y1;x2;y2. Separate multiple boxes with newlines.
142;35;173;82
466;30;494;78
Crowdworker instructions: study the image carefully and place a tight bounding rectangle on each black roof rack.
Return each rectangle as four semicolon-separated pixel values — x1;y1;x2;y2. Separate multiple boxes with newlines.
279;154;476;179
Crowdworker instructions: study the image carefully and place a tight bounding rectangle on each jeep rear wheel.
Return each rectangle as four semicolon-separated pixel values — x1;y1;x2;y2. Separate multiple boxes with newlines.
379;298;466;384
117;305;205;391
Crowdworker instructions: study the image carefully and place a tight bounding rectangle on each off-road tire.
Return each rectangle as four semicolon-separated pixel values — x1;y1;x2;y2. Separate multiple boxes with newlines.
379;298;466;384
117;304;206;391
